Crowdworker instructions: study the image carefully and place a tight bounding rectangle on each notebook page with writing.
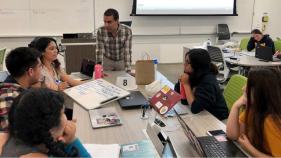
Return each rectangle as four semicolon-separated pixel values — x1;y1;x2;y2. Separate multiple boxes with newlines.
64;79;130;109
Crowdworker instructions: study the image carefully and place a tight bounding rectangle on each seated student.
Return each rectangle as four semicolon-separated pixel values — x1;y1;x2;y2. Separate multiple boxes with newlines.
0;47;42;154
29;37;83;91
0;88;91;157
247;29;275;54
226;67;281;157
179;49;229;120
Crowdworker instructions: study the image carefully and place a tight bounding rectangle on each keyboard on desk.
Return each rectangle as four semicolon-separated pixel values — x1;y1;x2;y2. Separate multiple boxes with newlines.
198;136;227;157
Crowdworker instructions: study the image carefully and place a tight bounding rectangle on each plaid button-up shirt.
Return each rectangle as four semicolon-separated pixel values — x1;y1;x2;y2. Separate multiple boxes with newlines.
0;83;23;132
96;24;132;71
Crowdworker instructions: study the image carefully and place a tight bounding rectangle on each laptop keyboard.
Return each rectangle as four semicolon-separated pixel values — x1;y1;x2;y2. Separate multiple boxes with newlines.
198;136;227;157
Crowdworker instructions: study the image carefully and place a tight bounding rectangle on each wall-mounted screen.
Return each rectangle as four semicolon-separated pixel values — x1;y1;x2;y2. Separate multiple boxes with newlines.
131;0;237;16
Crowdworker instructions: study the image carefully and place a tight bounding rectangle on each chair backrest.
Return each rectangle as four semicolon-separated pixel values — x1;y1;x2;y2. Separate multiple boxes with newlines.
274;40;281;52
239;38;250;50
0;48;6;66
223;74;247;112
217;24;230;40
120;21;132;27
207;46;224;63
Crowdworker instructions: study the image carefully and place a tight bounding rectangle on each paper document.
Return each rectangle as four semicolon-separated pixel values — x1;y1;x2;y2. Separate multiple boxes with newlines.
64;79;130;109
84;144;121;158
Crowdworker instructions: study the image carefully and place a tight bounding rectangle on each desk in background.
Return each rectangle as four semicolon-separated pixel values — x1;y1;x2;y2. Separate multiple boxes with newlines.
72;71;236;157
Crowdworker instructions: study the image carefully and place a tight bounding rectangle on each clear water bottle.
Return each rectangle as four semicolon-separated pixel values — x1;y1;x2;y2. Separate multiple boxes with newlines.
206;39;212;46
153;59;158;80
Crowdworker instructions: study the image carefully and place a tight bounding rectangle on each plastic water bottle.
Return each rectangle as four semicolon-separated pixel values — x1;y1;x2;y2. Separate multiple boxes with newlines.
153;59;158;80
94;64;102;79
206;39;212;46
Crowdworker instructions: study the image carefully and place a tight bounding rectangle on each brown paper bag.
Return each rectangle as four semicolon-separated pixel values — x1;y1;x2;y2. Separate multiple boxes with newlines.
135;60;155;85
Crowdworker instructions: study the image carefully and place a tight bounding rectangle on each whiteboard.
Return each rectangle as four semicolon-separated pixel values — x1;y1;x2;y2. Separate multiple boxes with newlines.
0;0;94;36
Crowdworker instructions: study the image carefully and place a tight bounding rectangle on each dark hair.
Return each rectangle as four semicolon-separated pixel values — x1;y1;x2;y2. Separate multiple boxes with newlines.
6;47;40;78
8;88;78;157
185;49;218;87
104;8;119;21
245;67;281;154
29;37;61;69
251;29;263;35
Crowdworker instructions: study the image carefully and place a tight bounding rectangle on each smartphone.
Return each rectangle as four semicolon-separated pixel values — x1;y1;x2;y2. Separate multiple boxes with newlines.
207;130;227;142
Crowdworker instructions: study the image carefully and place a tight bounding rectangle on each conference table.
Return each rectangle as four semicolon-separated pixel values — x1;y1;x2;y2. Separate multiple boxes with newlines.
71;71;240;157
224;51;281;74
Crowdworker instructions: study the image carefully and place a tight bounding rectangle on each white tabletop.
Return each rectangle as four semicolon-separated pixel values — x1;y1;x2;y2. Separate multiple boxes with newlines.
224;51;281;67
71;71;236;157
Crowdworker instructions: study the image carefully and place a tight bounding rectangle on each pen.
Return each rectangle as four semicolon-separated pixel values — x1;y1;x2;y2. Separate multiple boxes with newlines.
100;96;118;104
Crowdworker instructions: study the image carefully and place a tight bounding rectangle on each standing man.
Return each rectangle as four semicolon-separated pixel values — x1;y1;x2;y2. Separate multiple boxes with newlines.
96;8;132;72
247;29;275;54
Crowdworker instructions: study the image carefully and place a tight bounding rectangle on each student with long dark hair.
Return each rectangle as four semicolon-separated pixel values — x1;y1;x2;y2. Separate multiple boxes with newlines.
179;49;228;120
227;67;281;157
0;88;90;157
29;37;82;91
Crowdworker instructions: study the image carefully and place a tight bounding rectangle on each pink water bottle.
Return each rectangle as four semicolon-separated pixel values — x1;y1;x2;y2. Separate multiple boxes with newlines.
180;83;188;105
94;64;102;79
180;83;186;99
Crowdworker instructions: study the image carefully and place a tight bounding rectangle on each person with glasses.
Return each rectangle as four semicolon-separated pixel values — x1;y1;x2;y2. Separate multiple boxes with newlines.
178;49;228;120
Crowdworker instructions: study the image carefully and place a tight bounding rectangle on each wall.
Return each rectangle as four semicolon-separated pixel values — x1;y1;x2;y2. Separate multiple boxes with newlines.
0;0;281;64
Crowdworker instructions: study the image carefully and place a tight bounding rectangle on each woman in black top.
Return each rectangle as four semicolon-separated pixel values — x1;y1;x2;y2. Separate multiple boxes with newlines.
179;49;228;120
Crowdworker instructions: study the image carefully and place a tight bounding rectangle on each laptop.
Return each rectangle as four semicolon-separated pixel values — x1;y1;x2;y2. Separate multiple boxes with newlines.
118;91;148;109
175;110;247;157
71;59;95;81
255;46;281;62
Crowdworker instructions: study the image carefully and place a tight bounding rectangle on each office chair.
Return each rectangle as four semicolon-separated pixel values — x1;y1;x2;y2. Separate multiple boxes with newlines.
274;40;281;52
207;46;229;83
239;38;250;50
0;48;6;71
223;74;247;112
120;21;132;27
217;24;231;44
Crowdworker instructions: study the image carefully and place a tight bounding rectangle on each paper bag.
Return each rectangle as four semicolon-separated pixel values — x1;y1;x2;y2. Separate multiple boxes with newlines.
135;60;155;85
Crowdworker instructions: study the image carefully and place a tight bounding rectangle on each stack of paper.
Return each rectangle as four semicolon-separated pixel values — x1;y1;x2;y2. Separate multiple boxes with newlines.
83;144;121;158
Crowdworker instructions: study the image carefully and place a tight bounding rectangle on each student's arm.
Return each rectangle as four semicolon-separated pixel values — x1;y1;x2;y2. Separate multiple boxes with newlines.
226;94;246;140
0;133;9;155
124;29;132;71
96;29;105;65
265;37;275;54
180;73;213;114
247;37;256;51
180;73;195;106
20;153;48;158
238;134;272;157
60;74;83;87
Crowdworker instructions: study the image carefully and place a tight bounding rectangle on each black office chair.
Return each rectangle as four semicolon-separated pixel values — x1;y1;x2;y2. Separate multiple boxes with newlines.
120;21;132;27
207;46;230;83
217;24;231;44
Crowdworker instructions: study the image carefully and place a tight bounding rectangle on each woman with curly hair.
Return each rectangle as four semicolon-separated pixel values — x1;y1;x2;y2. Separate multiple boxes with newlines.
0;88;90;157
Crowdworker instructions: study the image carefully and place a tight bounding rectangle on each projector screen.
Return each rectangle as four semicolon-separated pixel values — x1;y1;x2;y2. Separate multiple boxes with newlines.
131;0;237;16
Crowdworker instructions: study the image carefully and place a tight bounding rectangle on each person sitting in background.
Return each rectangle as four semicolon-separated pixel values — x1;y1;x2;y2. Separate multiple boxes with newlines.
0;88;90;157
226;67;281;157
29;37;82;91
0;47;42;154
247;29;275;54
179;49;229;120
